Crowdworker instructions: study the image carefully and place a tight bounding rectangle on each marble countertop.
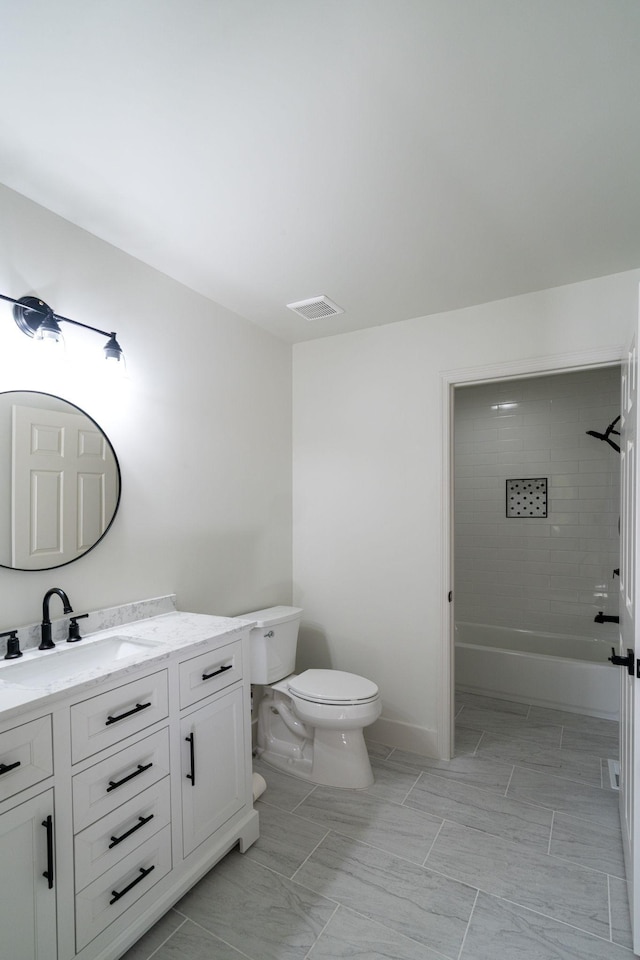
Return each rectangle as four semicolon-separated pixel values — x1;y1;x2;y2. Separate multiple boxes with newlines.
0;611;256;724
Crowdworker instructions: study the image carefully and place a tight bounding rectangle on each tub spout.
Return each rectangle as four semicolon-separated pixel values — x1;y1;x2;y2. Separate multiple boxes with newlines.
594;611;619;624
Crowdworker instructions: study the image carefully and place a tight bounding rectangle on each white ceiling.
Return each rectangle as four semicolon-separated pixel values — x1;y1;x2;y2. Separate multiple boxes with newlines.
1;1;639;343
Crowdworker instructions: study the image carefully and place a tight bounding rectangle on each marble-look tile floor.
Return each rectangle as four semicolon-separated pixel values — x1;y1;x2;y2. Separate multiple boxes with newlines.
121;692;633;960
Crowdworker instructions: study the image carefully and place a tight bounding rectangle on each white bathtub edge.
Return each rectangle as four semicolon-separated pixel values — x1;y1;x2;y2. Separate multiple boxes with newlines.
456;644;619;721
455;683;618;722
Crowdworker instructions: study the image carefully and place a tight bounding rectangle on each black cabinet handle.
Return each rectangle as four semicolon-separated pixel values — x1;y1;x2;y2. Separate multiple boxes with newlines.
0;760;20;776
201;663;232;681
42;815;54;889
106;762;153;793
105;701;152;726
108;814;154;849
185;732;195;787
109;865;155;905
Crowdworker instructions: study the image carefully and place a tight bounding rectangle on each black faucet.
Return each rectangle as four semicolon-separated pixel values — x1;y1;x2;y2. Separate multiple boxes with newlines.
40;588;73;650
594;610;620;625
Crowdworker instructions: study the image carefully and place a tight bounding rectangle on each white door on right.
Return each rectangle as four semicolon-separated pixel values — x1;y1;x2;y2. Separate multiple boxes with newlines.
619;288;640;954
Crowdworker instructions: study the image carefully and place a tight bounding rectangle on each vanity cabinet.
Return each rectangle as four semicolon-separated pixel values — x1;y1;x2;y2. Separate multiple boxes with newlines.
0;614;259;960
181;686;245;856
0;789;56;960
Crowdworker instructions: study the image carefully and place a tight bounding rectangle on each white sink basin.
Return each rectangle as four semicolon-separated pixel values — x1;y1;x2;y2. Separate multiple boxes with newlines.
0;636;163;688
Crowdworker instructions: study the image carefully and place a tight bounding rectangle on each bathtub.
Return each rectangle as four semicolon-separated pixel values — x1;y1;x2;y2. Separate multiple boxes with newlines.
455;622;619;720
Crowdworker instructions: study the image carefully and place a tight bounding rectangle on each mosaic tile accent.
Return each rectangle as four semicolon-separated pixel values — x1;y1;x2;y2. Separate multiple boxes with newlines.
505;478;547;518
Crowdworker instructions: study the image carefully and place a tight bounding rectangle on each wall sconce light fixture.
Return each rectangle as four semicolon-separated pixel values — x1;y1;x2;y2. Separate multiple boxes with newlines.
0;293;125;365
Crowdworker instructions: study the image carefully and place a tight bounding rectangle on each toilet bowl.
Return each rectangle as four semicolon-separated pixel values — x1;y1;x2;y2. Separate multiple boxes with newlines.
238;606;381;788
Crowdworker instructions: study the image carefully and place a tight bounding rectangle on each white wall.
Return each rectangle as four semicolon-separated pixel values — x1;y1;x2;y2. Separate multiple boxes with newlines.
0;185;292;629
454;368;620;641
292;269;640;756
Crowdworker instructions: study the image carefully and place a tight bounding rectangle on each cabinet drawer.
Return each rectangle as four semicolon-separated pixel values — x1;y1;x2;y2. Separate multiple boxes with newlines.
0;716;52;803
179;639;242;708
75;777;171;891
71;670;169;763
75;824;172;951
73;728;170;832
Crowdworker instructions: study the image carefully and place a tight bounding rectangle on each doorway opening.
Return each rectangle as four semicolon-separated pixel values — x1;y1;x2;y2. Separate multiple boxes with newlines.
440;350;620;757
453;365;621;720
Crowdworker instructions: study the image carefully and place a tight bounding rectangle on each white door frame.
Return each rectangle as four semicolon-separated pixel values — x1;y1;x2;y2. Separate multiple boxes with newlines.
439;345;624;760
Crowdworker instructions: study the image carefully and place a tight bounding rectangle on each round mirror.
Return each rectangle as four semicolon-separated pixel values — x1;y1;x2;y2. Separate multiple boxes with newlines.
0;391;121;570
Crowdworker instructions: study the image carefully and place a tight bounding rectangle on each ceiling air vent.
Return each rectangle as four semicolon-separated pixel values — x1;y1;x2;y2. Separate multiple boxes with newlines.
286;296;344;321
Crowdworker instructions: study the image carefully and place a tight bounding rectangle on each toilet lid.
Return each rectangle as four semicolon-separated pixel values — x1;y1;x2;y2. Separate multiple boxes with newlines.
288;669;379;704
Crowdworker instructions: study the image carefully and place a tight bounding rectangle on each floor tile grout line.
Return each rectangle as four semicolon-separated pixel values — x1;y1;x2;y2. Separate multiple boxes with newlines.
421;818;446;867
548;810;555;855
608;874;614;943
474;759;612;792
503;763;516;797
467;727;616;767
347;902;461;956
397;770;423;805
429;815;621;881
302;901;341;960
457;888;480;960
290;783;319;814
289;829;333;883
420;860;612;944
490;893;629;948
502;756;624;793
545;849;626;881
138;915;189;960
173;913;257;960
404;762;561;817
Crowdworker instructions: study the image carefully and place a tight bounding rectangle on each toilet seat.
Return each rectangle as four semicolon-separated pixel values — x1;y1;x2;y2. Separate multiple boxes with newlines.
288;669;379;706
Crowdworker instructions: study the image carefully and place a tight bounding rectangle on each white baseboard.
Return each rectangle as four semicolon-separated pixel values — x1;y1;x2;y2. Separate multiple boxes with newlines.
367;716;438;758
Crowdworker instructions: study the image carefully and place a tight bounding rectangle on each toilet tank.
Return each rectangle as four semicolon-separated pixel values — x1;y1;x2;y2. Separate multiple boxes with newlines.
237;605;303;684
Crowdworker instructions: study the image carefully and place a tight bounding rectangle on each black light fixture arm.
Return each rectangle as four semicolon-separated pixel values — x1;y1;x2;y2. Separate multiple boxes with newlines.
0;292;124;361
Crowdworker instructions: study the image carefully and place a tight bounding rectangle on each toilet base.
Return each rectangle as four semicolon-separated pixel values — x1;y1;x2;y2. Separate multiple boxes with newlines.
258;726;374;789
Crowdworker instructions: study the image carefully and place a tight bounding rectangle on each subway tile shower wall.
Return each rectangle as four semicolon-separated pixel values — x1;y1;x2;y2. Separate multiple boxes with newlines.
454;367;621;639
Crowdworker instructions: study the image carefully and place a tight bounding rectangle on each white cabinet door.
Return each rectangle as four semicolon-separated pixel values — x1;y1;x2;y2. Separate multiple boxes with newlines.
0;789;56;960
181;686;246;858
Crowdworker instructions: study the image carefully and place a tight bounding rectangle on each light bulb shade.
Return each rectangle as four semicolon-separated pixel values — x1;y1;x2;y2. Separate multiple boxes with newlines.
35;314;63;342
103;332;124;363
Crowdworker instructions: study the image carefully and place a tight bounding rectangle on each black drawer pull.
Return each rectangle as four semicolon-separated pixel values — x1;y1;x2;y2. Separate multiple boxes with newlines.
105;701;152;726
109;864;155;905
108;813;154;849
107;762;153;793
0;760;21;775
42;815;54;889
185;732;195;787
202;663;232;681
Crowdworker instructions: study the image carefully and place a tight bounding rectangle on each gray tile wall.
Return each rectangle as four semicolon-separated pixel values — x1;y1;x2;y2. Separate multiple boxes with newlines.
454;367;620;638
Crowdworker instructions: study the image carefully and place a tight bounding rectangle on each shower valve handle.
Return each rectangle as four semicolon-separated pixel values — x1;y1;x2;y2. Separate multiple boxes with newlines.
609;647;635;676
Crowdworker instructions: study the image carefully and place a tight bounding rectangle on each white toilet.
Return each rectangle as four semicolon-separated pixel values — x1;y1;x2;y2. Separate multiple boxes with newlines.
240;605;381;789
